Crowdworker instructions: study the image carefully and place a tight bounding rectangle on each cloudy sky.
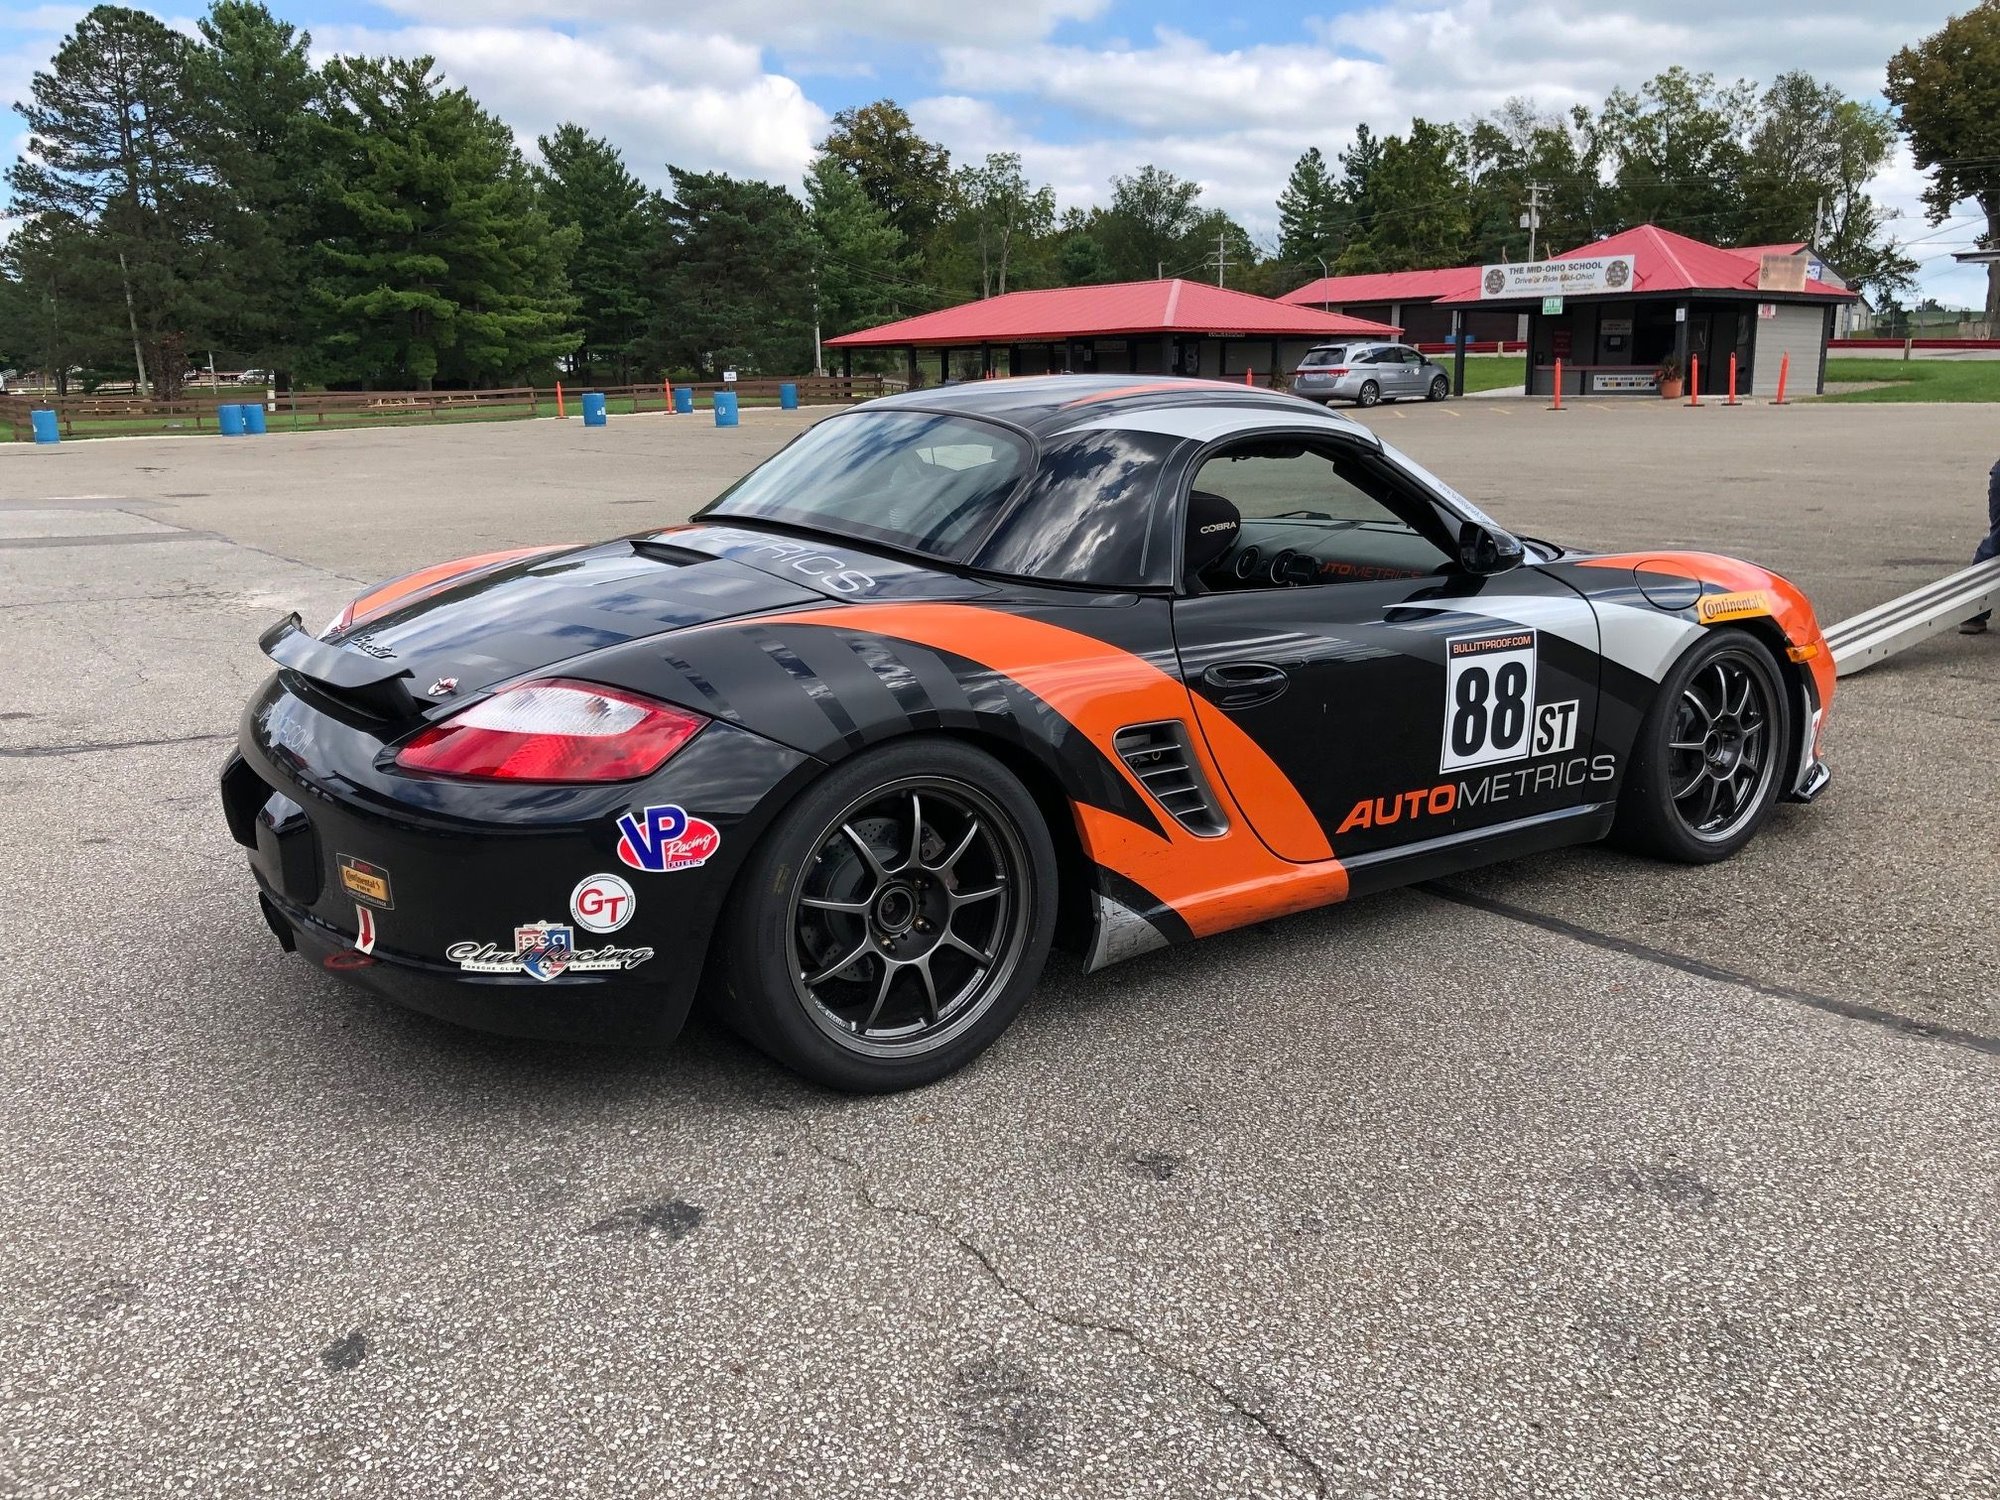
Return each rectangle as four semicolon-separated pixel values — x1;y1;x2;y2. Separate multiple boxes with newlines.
0;0;1988;303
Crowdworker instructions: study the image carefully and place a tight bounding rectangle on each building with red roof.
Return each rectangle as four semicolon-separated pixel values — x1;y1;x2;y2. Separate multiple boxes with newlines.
1277;266;1522;345
1431;223;1858;398
823;278;1400;386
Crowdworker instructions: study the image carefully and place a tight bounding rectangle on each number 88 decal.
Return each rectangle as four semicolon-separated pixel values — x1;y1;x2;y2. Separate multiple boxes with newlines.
1441;630;1539;771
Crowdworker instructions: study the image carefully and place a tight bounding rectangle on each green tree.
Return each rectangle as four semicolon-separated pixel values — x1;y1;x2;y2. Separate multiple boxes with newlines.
0;216;109;391
1598;67;1757;242
188;1;320;383
1886;2;2000;326
1337;120;1473;273
1099;165;1204;280
308;56;578;388
1335;124;1386;244
949;152;1055;298
1054;207;1115;285
8;4;225;397
1184;208;1260;287
654;167;814;377
1741;72;1913;304
535;124;656;382
1277;147;1339;275
817;100;953;246
806;151;908;345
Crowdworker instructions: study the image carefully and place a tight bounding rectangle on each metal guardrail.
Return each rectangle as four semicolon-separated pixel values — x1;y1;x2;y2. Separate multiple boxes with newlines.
1825;556;2000;677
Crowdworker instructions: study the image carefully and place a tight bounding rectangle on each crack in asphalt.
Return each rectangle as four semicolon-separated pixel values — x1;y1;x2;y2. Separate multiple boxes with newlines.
1421;883;2000;1060
783;1108;1331;1498
0;732;233;759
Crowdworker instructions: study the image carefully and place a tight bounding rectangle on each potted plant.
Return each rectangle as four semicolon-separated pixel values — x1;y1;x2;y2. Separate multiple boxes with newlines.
1654;354;1684;400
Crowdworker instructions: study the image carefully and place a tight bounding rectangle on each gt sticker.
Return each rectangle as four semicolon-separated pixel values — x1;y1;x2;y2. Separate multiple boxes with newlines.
1696;589;1772;624
337;853;394;910
355;905;377;955
571;873;636;933
446;921;655;982
615;804;721;873
1440;630;1538;772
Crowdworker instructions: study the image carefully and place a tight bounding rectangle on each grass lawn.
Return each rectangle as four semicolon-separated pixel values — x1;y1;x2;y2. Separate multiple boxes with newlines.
1452;354;1526;394
1816;357;2000;402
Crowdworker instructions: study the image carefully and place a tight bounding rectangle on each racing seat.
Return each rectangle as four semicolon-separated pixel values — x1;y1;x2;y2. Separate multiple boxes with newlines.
1184;490;1240;588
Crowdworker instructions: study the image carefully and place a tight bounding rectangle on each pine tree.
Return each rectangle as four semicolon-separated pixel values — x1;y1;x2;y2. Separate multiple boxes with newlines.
536;124;656;382
807;153;907;341
189;1;320;383
654;167;814;377
307;56;579;388
8;4;225;396
1277;148;1337;270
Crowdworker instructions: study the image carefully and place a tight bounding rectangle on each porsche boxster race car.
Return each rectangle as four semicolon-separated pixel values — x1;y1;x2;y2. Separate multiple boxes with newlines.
222;375;1834;1091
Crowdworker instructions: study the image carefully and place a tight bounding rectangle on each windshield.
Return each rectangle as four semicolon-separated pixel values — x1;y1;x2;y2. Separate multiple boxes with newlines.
701;410;1029;560
1299;347;1349;368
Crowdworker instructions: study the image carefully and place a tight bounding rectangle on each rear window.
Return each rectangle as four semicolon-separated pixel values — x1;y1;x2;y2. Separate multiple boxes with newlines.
701;411;1028;560
1299;347;1349;368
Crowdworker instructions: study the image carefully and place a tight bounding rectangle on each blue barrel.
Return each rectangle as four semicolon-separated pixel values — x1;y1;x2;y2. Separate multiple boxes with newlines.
242;403;267;435
217;403;246;436
582;391;607;427
30;409;59;445
673;386;694;415
779;382;798;410
713;390;739;428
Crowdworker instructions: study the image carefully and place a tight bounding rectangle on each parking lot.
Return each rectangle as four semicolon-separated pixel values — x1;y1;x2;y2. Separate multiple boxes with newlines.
3;398;1996;1498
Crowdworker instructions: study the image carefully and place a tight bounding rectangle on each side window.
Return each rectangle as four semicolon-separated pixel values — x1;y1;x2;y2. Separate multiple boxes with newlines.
1187;442;1453;590
977;429;1183;586
1401;348;1425;365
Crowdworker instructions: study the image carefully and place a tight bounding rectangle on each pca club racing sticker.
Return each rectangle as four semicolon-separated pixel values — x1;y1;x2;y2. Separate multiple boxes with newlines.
447;921;654;982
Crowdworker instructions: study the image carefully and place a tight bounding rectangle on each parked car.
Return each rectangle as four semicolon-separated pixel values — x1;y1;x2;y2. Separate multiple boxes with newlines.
1291;342;1452;408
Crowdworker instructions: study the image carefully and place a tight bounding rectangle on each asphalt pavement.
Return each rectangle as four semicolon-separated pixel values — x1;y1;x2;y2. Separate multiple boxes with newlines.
1;398;1995;1499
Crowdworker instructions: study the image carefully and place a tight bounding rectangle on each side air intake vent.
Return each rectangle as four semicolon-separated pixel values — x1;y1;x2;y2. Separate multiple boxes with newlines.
1113;721;1228;838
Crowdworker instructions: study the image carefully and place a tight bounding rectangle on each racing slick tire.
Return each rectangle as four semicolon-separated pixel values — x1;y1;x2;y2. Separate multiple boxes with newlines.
1427;375;1449;401
1612;630;1790;864
715;738;1058;1092
1355;380;1382;408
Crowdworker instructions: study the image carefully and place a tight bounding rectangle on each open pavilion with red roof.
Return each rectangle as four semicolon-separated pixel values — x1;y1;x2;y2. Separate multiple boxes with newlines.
823;278;1400;387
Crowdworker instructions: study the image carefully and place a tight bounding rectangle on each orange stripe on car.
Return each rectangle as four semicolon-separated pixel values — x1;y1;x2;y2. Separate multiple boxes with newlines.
759;602;1348;937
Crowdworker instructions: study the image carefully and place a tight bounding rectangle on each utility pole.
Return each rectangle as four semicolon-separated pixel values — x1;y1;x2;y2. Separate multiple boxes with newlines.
811;273;823;377
1316;254;1331;311
1216;229;1228;288
1521;182;1550;262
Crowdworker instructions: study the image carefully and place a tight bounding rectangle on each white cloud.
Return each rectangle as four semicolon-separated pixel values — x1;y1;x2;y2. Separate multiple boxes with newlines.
308;23;827;186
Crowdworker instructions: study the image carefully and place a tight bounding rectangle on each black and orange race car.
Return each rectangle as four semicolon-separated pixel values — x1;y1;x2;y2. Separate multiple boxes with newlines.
222;376;1834;1090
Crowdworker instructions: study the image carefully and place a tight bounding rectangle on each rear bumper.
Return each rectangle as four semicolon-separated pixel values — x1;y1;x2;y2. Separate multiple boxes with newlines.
221;672;820;1047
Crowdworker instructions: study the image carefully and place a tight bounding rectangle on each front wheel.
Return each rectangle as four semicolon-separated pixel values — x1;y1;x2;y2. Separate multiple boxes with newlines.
1427;375;1449;401
716;739;1058;1092
1355;380;1381;408
1612;631;1790;863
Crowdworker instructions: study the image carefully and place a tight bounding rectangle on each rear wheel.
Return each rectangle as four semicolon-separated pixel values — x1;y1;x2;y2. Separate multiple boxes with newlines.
1356;380;1381;408
1427;375;1449;401
1612;631;1789;863
717;739;1057;1092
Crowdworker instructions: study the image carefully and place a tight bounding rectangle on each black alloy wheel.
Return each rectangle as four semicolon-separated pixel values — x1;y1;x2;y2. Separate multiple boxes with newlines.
1356;380;1381;408
717;739;1057;1091
1613;631;1790;863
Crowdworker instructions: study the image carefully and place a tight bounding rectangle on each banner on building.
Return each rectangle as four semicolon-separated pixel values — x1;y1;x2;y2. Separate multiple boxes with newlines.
1478;256;1637;300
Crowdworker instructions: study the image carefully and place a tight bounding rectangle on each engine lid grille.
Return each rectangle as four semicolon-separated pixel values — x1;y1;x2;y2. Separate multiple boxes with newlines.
1113;721;1228;838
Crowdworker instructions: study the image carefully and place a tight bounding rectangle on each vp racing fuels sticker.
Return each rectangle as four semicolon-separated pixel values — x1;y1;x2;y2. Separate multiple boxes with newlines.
615;805;721;873
1439;629;1579;772
447;921;654;982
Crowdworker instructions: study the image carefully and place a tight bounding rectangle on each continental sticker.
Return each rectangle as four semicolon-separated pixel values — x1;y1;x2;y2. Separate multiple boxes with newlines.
1695;589;1772;625
337;853;394;910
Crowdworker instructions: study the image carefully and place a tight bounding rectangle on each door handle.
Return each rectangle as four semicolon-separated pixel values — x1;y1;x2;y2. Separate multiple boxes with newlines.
1201;661;1288;708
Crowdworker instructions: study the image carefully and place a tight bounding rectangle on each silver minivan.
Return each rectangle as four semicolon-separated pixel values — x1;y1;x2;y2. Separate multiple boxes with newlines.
1290;342;1452;407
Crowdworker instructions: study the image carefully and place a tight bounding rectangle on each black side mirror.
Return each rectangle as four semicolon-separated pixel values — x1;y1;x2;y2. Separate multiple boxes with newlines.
1457;520;1525;576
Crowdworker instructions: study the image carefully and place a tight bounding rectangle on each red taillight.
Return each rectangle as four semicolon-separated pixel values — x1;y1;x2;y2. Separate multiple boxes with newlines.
394;679;706;782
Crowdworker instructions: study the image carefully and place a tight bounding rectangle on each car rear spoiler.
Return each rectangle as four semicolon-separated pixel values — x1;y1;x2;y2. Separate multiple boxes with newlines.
260;613;420;721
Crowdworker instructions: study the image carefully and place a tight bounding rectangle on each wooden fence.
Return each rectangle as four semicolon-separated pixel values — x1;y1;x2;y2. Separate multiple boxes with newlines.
0;374;896;441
